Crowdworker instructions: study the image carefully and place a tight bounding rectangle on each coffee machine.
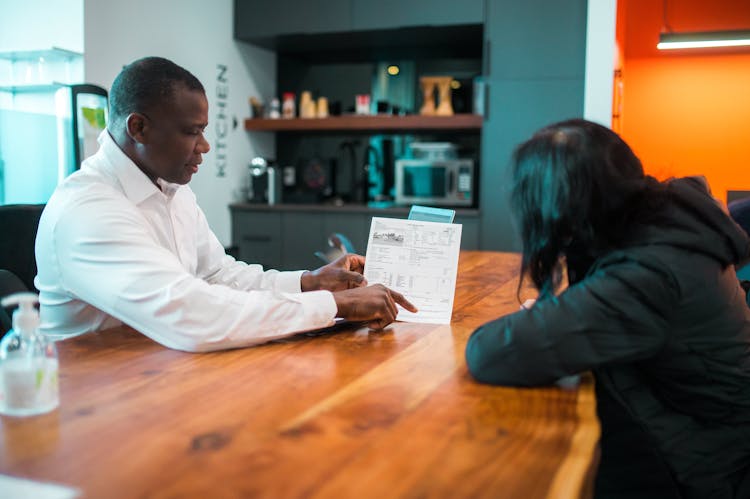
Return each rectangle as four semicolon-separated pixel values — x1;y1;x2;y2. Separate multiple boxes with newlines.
247;157;281;204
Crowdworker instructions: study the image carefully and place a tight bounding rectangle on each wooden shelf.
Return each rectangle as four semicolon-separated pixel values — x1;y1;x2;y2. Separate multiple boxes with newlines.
244;114;483;132
0;47;82;62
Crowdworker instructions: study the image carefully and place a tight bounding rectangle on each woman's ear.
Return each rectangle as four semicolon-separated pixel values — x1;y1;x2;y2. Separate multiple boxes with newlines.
125;113;148;144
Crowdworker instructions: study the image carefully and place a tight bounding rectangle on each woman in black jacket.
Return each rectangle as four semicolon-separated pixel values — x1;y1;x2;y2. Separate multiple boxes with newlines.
465;119;750;498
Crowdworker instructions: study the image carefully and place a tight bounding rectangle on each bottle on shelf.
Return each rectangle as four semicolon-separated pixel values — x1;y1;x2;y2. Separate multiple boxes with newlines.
268;97;281;119
282;92;296;119
316;97;329;118
355;94;371;115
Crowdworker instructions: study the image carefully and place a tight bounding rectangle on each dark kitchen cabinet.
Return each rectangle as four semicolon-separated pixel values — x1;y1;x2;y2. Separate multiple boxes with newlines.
231;210;282;269
234;0;351;40
234;0;483;48
351;0;483;31
281;212;324;270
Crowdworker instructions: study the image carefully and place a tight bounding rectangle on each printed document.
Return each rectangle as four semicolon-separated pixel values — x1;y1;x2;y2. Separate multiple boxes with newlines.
0;474;79;499
364;217;462;324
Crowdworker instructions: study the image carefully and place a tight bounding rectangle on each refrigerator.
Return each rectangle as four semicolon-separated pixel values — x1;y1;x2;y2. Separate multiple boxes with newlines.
0;78;107;205
56;83;108;184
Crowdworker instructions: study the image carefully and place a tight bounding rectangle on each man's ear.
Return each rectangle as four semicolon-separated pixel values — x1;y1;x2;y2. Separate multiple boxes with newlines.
125;113;148;144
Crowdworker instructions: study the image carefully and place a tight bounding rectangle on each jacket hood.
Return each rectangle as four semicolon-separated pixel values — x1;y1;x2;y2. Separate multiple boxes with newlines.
635;177;750;267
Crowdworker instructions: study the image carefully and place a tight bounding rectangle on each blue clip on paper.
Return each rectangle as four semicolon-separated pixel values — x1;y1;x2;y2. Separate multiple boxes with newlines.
407;205;456;223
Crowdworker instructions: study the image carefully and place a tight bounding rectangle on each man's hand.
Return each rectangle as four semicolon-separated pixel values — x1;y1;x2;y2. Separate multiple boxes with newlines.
301;254;367;292
332;284;418;330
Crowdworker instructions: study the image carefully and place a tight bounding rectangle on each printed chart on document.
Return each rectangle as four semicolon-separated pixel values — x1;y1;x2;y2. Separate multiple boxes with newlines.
363;217;462;324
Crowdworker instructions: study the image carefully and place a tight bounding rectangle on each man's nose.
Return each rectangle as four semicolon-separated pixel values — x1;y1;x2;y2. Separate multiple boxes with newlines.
198;133;210;153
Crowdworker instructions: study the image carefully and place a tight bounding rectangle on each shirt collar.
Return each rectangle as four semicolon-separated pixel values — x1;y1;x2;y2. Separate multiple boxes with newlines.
97;130;181;204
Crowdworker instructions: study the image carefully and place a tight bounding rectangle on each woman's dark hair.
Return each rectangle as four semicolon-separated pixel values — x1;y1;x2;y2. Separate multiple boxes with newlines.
108;56;204;131
511;118;664;297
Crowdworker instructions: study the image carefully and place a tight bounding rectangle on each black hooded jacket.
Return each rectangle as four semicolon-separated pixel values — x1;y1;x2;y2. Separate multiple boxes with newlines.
466;178;750;498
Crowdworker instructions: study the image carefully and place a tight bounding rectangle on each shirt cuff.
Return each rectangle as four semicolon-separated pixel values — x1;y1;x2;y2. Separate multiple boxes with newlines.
275;270;306;293
295;289;338;325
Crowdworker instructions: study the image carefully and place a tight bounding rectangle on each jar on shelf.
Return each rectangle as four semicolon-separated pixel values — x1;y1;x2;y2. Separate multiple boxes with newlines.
299;91;316;118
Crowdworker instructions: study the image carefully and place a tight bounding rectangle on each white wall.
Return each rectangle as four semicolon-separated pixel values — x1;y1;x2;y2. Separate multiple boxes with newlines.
0;0;83;52
584;0;617;126
84;0;276;246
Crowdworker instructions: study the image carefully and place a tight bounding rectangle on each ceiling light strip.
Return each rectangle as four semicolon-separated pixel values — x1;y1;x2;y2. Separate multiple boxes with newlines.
658;30;750;50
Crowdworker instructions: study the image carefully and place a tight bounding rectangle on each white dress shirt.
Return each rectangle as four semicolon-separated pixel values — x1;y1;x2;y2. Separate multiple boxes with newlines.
35;131;337;352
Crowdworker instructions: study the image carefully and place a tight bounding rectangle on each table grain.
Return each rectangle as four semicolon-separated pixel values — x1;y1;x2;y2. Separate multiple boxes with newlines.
0;251;599;498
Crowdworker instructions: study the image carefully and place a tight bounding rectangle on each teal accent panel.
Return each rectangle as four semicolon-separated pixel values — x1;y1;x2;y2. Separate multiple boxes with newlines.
479;0;587;251
484;0;587;80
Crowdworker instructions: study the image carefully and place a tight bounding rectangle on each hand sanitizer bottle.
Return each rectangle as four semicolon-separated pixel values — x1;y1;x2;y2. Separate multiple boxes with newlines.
0;292;59;416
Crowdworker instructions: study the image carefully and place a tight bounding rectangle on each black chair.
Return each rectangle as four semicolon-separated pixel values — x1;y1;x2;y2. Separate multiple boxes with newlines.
0;203;45;291
729;197;750;236
729;197;750;282
0;269;29;335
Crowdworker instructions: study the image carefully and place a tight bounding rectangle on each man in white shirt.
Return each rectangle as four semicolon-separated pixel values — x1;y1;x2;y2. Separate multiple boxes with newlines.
35;56;416;352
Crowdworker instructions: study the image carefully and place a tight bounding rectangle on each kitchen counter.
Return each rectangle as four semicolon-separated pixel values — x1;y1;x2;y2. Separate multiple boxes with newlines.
230;203;481;270
230;202;480;216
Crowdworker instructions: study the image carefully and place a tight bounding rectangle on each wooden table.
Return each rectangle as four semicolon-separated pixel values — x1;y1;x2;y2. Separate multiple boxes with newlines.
0;251;600;498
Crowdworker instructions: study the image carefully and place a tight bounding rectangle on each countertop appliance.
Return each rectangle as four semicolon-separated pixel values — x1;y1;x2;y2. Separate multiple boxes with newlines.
394;158;474;207
247;157;280;204
409;142;458;160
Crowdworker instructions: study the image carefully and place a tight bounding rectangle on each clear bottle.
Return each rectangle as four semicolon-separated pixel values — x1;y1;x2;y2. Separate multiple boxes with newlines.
0;292;59;416
268;97;281;119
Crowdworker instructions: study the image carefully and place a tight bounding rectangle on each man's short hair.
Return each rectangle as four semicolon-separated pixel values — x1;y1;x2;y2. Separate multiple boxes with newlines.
108;57;204;130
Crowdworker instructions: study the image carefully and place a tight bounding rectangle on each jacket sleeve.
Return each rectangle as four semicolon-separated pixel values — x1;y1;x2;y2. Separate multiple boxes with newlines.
465;253;679;386
740;280;750;307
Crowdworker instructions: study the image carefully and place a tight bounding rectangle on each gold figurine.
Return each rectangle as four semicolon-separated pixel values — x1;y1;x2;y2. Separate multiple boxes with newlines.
419;76;454;116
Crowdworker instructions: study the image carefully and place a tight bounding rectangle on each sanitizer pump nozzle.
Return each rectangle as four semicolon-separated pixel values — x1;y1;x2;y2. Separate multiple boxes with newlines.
0;292;59;416
5;292;40;337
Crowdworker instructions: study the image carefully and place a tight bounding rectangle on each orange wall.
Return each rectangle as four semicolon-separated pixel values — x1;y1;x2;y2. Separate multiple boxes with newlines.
618;0;750;203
